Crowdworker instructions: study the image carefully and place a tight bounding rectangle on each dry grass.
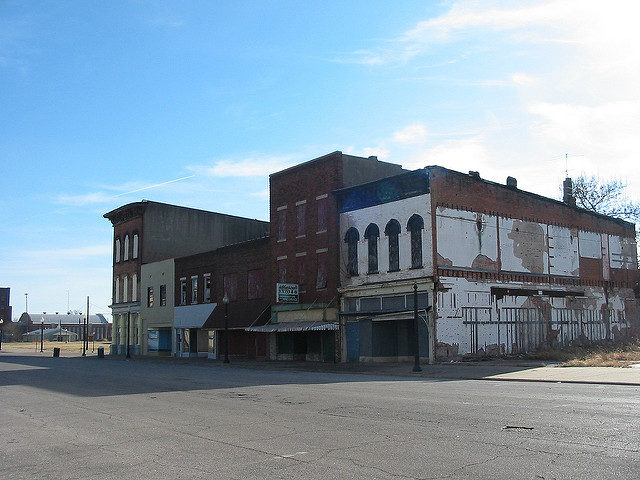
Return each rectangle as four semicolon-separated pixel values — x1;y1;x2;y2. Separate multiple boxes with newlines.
533;341;640;367
4;340;111;353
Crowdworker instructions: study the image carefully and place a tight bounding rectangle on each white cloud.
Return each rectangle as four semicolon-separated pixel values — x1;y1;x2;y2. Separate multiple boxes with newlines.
21;244;112;259
56;192;115;206
190;154;300;177
392;123;428;144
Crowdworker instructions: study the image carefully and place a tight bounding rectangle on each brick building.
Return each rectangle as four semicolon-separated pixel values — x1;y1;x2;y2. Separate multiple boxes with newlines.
174;236;271;359
104;200;269;355
17;313;112;340
337;167;639;361
247;151;405;361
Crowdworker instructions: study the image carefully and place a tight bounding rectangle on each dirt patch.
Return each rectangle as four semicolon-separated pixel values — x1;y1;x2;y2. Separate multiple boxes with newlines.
532;340;640;367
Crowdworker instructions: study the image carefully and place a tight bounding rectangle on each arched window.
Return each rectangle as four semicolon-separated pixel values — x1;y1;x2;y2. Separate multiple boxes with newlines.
132;233;139;259
407;214;424;269
131;273;137;302
384;219;401;272
344;227;360;276
114;238;121;263
123;234;130;261
123;275;129;303
114;277;120;304
364;223;380;274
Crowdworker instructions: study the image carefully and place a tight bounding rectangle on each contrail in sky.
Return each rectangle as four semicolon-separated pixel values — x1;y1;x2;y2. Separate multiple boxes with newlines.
114;175;196;197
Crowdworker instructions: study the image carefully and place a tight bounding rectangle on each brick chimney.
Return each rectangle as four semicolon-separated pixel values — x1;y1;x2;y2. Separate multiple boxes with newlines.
506;176;517;189
563;177;576;207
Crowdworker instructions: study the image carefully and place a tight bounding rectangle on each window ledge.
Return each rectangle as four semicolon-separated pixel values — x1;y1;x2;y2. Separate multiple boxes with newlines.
277;239;286;243
367;271;379;275
296;234;306;239
316;230;327;235
409;265;424;270
387;269;400;273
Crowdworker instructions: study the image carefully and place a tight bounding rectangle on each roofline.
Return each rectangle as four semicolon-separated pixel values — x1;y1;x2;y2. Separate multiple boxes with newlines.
104;199;268;224
269;151;343;178
426;165;636;230
175;235;271;262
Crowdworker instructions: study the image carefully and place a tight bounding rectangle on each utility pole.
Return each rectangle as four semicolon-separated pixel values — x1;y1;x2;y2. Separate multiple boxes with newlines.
85;296;89;354
25;293;28;313
412;283;422;373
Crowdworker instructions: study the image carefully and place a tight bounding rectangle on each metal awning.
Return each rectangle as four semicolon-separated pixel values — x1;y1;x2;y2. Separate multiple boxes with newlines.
246;321;338;333
174;303;217;329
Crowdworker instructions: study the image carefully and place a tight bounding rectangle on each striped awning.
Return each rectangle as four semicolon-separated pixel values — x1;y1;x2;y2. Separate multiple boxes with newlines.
245;321;338;333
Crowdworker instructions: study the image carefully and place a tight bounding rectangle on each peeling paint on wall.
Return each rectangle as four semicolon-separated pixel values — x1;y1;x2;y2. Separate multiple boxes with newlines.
502;219;548;274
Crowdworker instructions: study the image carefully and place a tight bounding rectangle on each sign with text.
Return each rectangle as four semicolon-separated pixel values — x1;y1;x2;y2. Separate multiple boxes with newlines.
276;283;299;303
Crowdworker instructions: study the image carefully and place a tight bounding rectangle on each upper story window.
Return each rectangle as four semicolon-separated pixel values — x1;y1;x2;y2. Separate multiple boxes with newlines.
147;286;154;308
123;275;129;303
114;238;121;263
364;223;380;274
160;284;167;306
114;277;120;303
296;201;306;237
191;276;198;304
277;206;287;241
278;259;287;283
179;278;187;305
316;195;328;233
385;219;401;272
247;269;264;300
123;234;130;261
344;227;360;276
223;273;239;301
316;251;328;289
132;233;139;259
131;274;137;302
407;214;424;269
203;274;211;302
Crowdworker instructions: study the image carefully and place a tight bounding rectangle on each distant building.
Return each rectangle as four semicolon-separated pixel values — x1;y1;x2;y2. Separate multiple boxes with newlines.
104;200;269;355
0;287;11;328
18;313;111;340
22;326;78;342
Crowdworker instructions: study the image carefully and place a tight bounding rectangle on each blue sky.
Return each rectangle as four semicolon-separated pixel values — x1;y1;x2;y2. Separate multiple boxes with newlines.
1;1;638;317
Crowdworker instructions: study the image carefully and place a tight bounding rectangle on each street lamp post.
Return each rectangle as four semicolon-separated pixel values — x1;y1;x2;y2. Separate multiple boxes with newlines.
126;310;131;359
0;319;4;351
222;294;230;364
40;319;44;353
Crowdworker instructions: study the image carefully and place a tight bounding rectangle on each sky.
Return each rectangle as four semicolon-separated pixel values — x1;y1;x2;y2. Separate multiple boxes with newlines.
1;0;639;319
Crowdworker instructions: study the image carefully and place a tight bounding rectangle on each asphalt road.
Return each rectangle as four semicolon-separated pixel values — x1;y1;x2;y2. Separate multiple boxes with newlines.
0;354;638;480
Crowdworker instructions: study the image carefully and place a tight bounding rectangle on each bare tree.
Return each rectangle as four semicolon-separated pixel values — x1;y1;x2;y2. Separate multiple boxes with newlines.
572;175;640;222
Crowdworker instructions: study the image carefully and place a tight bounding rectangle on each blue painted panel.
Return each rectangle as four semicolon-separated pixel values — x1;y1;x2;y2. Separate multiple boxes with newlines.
346;321;360;362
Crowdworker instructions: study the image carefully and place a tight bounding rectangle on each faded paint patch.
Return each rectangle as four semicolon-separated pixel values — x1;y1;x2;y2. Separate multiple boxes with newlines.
471;254;498;271
436;253;453;267
508;220;547;274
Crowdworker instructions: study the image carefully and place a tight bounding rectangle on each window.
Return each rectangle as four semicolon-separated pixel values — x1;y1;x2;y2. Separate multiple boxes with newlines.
147;286;154;308
247;269;264;299
223;273;239;301
297;256;306;287
344;227;359;276
385;219;401;272
115;277;120;303
160;284;167;306
278;260;287;283
407;214;424;269
123;275;129;303
364;223;380;274
296;202;306;237
277;207;287;241
317;195;327;233
316;252;328;289
132;233;139;259
180;278;187;305
123;234;130;261
191;276;198;303
203;274;211;302
131;274;137;302
114;238;121;263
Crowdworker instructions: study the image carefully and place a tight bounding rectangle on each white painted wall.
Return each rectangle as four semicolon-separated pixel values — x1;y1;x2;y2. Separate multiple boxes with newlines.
548;225;579;276
499;218;549;274
339;194;432;287
609;235;638;269
578;230;601;259
436;207;498;269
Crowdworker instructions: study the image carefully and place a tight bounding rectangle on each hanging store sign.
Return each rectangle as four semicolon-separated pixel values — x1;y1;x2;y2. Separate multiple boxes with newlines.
276;283;299;303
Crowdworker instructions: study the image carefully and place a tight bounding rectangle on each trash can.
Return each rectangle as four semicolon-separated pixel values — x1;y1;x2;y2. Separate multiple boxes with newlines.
53;347;60;357
97;347;104;358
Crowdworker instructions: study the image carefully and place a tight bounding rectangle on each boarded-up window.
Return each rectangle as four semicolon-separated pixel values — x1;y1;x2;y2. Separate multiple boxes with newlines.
344;227;359;276
317;197;327;232
223;273;239;301
407;214;424;269
160;284;167;306
296;203;306;236
203;274;211;302
364;223;380;274
278;209;286;241
385;219;401;272
247;269;264;299
147;286;154;308
297;256;306;287
180;279;186;305
316;252;327;289
278;261;287;283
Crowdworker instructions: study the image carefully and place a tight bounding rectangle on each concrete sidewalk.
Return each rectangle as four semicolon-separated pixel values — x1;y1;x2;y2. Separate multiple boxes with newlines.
2;344;639;386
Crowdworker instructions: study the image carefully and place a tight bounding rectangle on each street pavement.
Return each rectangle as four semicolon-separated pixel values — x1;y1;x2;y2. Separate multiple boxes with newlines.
1;351;639;479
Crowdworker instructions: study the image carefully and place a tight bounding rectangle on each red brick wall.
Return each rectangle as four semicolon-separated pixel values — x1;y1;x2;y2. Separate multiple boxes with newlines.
174;237;271;329
269;152;344;305
112;216;143;304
